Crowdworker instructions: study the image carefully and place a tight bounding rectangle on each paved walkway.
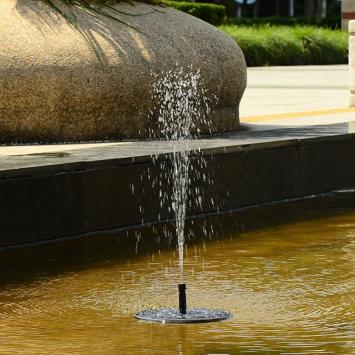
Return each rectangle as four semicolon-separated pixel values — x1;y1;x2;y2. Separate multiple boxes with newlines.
241;65;350;120
1;65;354;157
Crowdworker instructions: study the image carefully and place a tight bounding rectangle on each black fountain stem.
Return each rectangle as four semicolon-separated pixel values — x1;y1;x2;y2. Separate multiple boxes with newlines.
178;283;187;314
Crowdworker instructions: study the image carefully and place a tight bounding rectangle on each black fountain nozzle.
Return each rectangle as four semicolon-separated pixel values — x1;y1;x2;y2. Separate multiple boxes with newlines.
178;283;187;315
135;281;231;323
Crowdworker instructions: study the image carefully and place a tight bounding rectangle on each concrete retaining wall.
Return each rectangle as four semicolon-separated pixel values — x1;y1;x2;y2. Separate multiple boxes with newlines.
1;133;355;250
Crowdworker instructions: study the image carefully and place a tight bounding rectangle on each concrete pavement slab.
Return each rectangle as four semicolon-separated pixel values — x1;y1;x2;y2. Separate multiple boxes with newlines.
240;65;348;118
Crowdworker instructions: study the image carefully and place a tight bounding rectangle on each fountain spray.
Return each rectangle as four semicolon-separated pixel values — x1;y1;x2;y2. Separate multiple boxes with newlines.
154;66;199;315
135;66;231;323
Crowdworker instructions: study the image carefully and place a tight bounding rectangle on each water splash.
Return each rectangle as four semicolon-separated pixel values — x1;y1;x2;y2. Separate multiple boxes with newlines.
152;66;210;283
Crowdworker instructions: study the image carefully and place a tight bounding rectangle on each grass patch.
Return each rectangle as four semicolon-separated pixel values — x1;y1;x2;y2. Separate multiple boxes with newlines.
219;25;348;66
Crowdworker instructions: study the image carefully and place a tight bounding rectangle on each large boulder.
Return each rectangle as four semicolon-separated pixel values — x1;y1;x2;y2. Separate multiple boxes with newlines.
0;0;246;143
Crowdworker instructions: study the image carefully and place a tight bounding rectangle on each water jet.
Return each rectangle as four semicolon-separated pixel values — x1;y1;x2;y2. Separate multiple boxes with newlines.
134;67;232;324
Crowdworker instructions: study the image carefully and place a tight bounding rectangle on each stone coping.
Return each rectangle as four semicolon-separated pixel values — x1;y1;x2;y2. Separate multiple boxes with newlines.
0;121;354;179
1;121;355;250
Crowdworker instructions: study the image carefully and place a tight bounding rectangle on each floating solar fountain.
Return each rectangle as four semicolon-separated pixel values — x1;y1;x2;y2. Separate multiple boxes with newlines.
135;283;231;323
135;67;232;324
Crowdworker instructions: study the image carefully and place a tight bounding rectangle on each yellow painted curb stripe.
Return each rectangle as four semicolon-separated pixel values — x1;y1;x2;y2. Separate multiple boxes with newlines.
241;108;355;123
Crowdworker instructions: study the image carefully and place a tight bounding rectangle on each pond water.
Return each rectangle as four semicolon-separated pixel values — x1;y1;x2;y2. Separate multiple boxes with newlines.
0;195;354;354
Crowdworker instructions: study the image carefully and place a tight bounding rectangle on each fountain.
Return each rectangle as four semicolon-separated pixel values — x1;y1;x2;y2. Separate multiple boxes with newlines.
134;67;232;323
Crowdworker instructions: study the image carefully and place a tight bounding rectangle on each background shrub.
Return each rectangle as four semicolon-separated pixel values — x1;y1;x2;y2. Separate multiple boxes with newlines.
163;1;226;26
220;25;348;66
224;15;341;29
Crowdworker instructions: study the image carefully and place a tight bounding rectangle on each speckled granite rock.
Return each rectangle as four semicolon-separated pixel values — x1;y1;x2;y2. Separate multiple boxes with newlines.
0;0;246;142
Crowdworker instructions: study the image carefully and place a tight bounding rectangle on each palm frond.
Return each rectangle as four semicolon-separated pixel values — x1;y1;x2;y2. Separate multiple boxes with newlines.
43;0;156;29
40;0;157;61
43;0;77;26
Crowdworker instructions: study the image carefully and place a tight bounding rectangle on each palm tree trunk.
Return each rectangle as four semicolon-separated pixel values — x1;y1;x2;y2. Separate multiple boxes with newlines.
317;0;327;19
276;0;280;16
289;0;294;17
242;0;248;17
304;0;315;17
254;0;260;19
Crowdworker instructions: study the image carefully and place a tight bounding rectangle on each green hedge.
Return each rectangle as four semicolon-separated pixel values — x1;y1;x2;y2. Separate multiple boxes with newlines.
163;1;226;26
220;25;348;66
224;15;341;29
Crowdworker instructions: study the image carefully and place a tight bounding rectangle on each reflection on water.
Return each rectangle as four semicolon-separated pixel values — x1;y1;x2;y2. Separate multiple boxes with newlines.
0;197;354;354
